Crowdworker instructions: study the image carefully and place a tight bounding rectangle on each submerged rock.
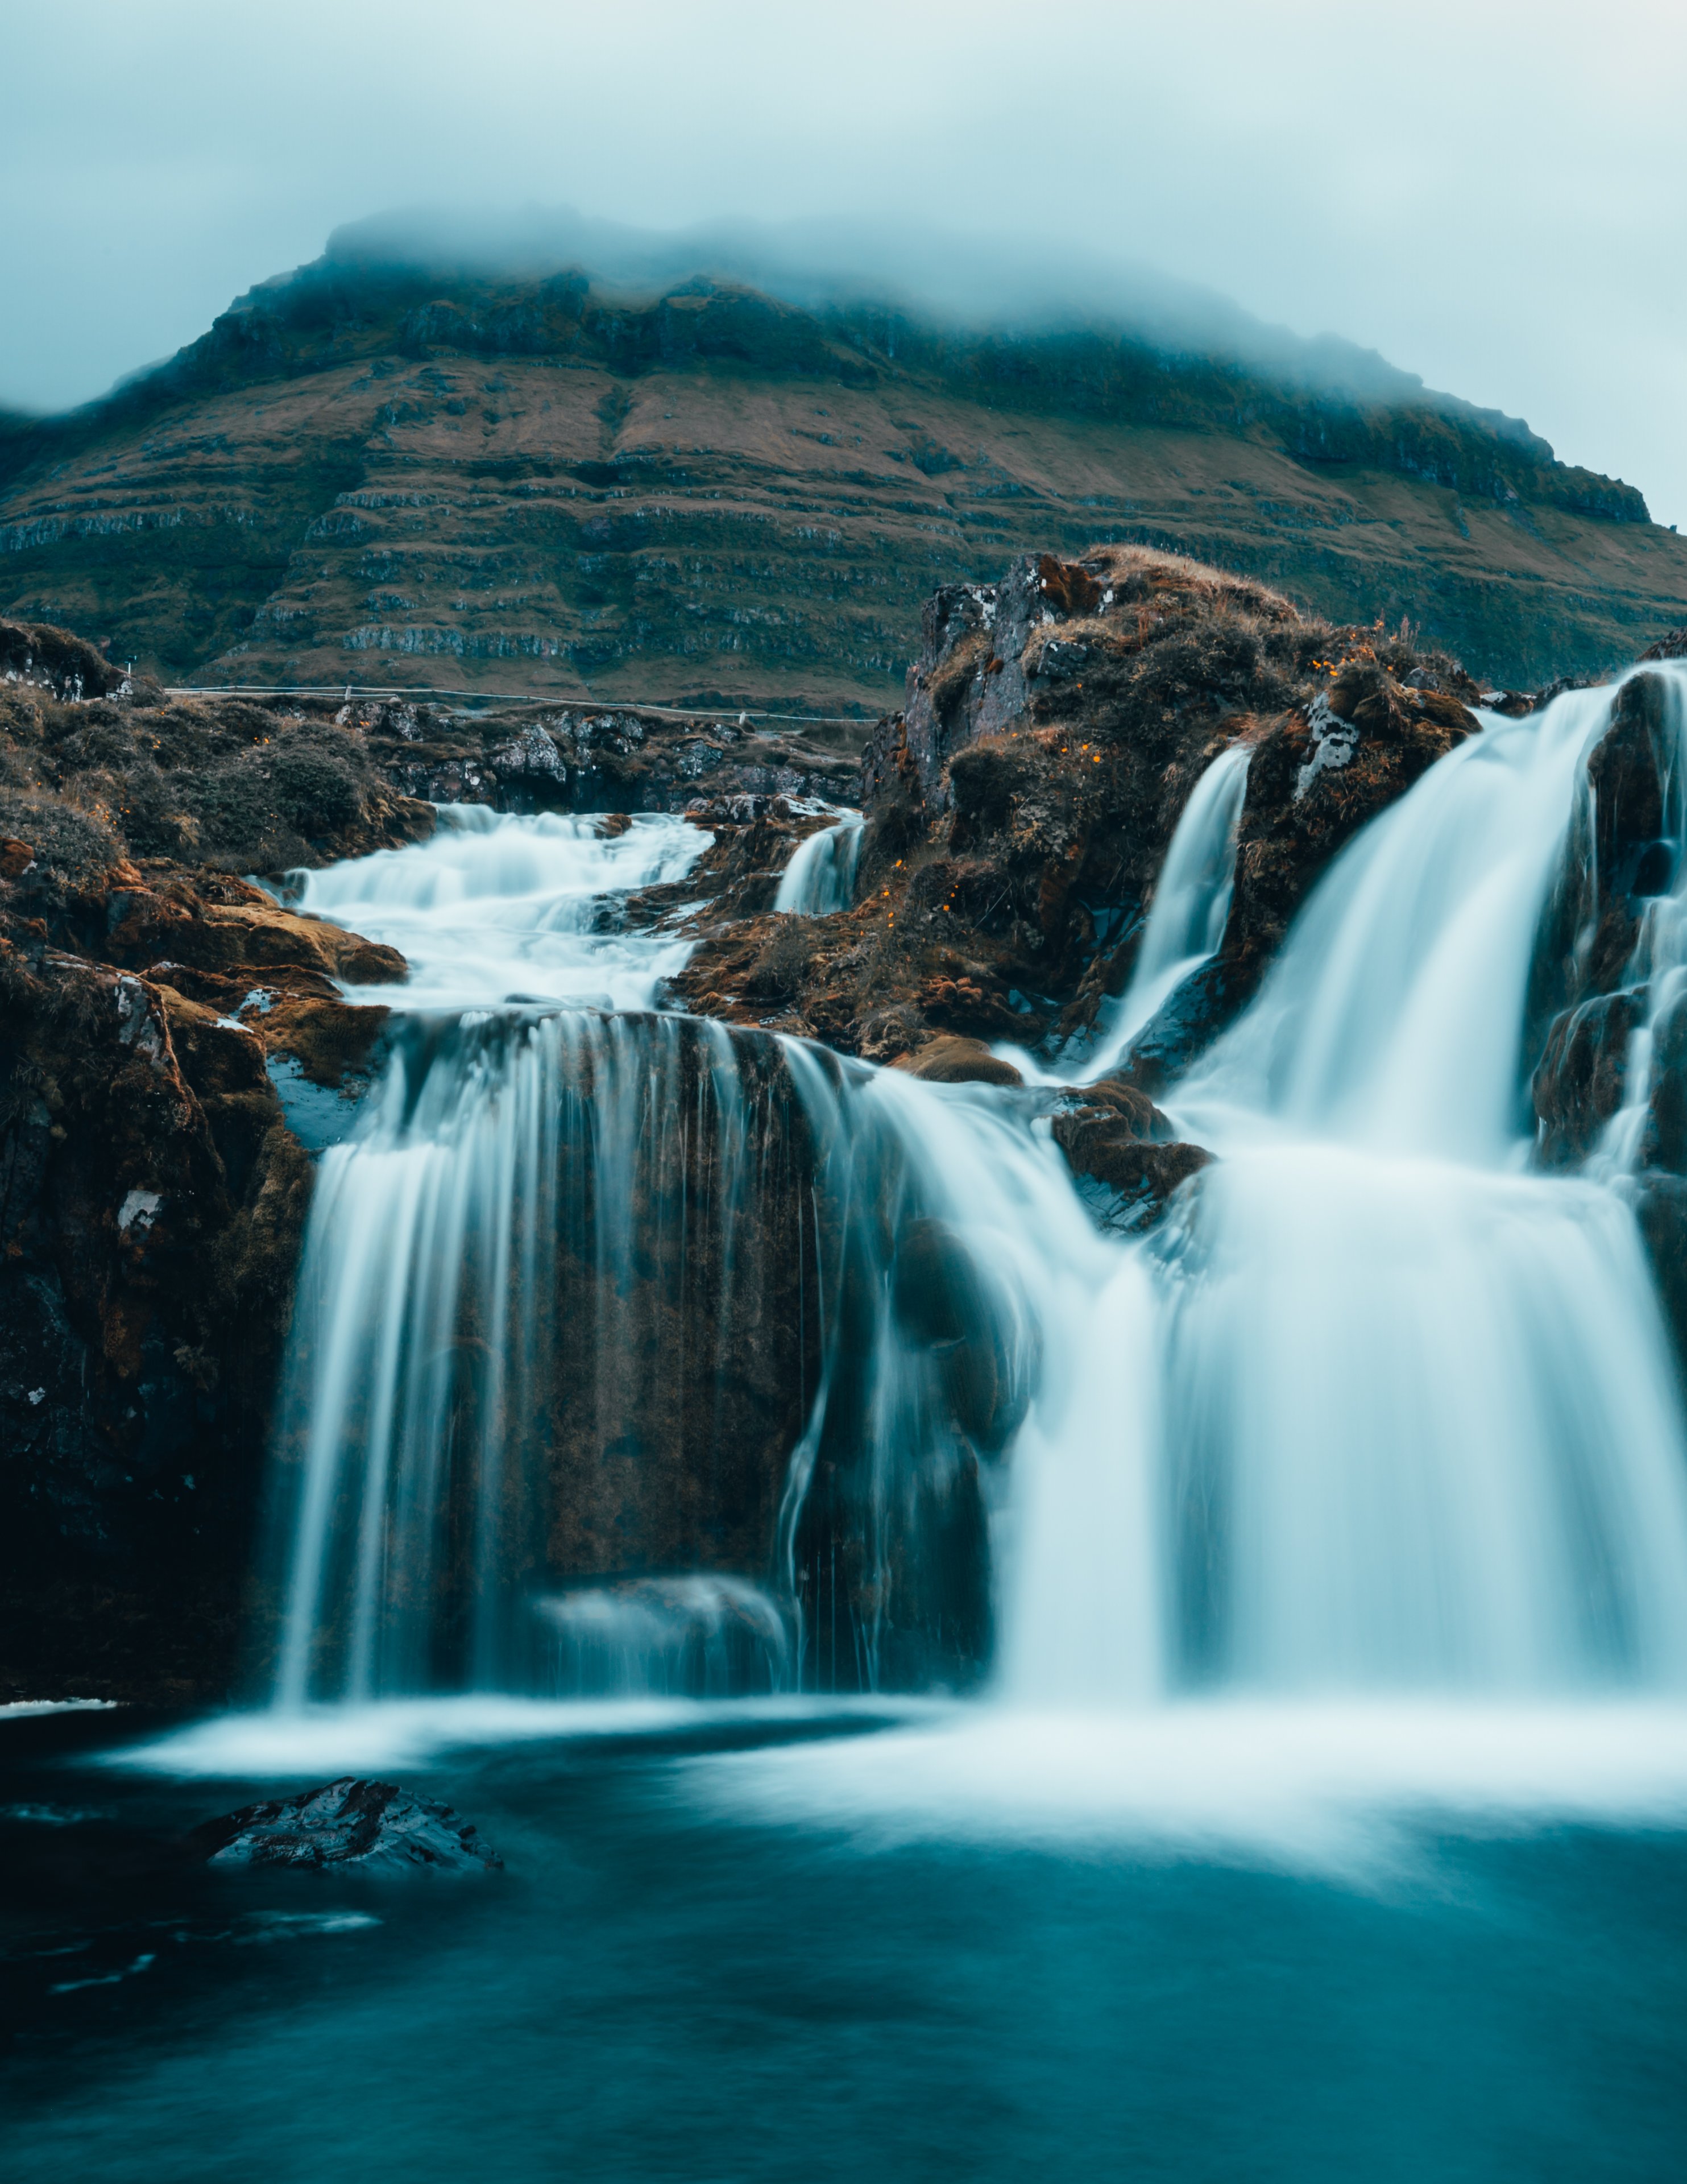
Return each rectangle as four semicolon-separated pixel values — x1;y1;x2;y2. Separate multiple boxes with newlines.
194;1778;501;1872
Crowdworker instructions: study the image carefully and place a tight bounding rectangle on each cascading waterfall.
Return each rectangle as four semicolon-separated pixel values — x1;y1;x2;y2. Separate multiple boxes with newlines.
269;810;818;1705
1076;669;1687;1694
772;1041;1101;1691
772;803;864;916
267;663;1687;1726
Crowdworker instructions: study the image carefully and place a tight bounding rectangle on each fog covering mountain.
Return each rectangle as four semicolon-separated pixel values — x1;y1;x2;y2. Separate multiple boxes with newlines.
5;204;1571;461
322;205;1489;414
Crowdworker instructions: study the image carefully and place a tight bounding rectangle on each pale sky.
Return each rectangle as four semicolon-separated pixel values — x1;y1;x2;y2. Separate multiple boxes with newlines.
6;0;1685;519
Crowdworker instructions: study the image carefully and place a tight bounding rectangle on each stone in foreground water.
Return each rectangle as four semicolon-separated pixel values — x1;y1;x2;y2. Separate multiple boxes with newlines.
194;1778;501;1871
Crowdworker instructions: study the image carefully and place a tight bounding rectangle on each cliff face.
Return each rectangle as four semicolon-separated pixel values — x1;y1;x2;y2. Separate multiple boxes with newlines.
2;254;1683;700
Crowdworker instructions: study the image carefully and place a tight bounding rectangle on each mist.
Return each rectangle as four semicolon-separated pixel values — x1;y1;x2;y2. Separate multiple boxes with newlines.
4;0;1685;519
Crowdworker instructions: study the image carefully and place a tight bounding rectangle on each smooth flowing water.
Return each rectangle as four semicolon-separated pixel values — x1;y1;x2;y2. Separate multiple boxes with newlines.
772;801;864;915
1076;740;1250;1081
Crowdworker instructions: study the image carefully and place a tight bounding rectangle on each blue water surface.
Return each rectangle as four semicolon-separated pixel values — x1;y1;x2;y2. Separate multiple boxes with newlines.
4;1707;1686;2182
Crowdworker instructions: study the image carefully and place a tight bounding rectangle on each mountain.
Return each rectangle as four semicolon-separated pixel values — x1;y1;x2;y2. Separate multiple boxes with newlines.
2;221;1684;700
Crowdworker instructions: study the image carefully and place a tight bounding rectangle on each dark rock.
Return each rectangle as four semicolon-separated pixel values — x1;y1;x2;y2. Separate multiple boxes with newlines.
1532;990;1641;1168
1644;989;1687;1174
1033;640;1091;683
1588;673;1673;904
1051;1087;1212;1232
194;1778;501;1871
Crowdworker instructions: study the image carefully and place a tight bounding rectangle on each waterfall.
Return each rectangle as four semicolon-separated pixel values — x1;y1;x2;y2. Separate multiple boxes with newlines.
1002;672;1687;1697
773;1043;1108;1692
1079;743;1251;1081
268;811;819;1706
997;742;1249;1087
772;804;864;916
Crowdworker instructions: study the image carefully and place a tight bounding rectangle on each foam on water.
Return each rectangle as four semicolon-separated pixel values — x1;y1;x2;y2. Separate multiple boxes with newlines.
109;1695;935;1778
289;804;709;1009
689;1701;1687;1877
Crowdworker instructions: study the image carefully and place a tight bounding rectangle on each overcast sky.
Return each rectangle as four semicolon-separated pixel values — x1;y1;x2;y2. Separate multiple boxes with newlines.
6;0;1685;519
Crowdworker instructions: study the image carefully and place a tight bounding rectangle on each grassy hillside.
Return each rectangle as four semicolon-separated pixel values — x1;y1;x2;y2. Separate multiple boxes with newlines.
3;255;1684;699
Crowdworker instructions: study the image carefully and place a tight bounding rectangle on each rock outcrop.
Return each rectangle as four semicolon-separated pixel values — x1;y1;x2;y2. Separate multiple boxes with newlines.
194;1778;501;1871
674;544;1480;1094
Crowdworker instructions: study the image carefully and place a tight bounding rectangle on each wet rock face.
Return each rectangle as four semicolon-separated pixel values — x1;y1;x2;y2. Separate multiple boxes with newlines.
1527;672;1675;1062
194;1778;501;1871
1532;992;1641;1168
0;940;316;1702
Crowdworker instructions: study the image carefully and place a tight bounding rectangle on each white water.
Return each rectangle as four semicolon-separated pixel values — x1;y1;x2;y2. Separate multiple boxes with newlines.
291;804;708;1008
535;1577;791;1698
244;665;1687;1801
1079;742;1251;1081
772;804;864;916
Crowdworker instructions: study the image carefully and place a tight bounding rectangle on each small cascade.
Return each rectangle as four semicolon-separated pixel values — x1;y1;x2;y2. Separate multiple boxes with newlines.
772;804;864;916
1077;743;1251;1082
290;804;707;1008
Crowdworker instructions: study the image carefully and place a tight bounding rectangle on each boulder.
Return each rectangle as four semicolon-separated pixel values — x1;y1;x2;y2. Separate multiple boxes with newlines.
1051;1081;1212;1231
891;1035;1023;1086
194;1778;501;1871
